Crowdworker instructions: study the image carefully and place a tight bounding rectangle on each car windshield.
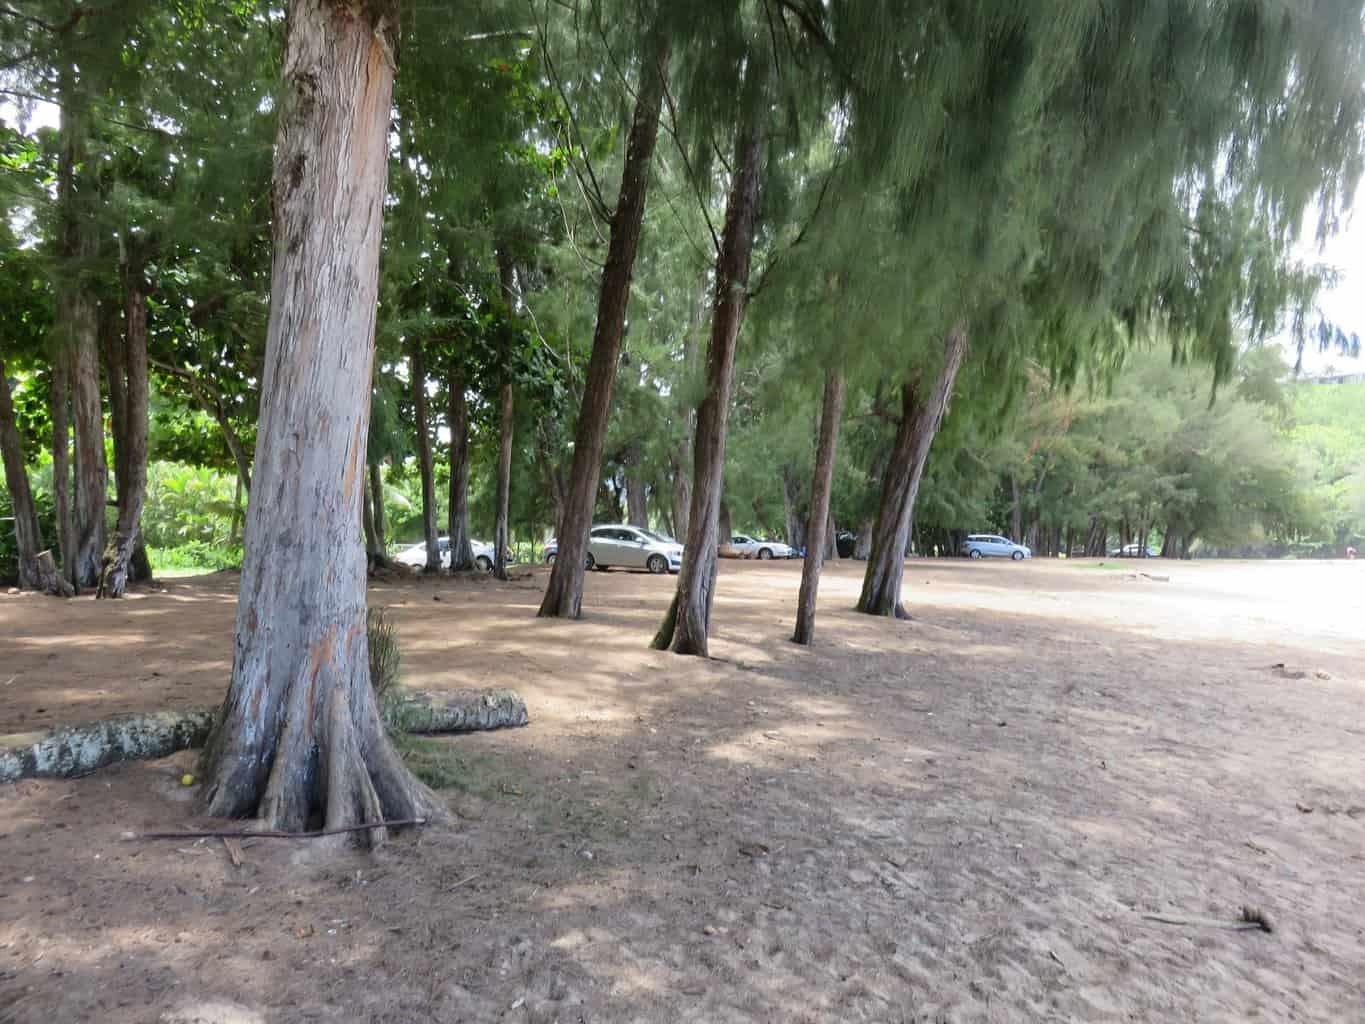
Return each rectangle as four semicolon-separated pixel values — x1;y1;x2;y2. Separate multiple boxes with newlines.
637;529;670;543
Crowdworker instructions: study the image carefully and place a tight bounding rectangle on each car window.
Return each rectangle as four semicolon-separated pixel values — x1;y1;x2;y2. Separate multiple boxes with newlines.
734;535;751;544
639;529;667;543
616;529;638;542
590;527;611;538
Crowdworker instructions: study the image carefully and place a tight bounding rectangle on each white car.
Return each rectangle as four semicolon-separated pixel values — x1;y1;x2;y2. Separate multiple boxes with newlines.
719;534;794;560
961;534;1031;560
394;536;495;573
587;525;683;574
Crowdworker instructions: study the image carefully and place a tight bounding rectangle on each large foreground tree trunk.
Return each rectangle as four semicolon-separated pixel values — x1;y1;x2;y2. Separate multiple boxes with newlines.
409;337;440;572
856;326;968;618
100;271;150;597
446;367;475;570
652;104;764;656
793;367;845;645
1;361;70;595
200;0;439;840
538;35;669;618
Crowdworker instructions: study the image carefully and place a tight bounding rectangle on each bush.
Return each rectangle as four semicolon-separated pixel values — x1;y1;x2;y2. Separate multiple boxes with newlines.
146;542;244;572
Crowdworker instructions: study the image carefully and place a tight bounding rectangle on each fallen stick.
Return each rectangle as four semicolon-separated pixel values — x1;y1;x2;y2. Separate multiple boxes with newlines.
1141;907;1273;933
0;688;528;784
129;817;429;841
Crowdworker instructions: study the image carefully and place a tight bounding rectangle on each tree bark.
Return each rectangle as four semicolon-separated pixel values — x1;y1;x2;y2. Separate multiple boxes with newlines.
1;361;70;595
70;325;107;588
199;0;439;840
1009;475;1022;541
793;367;845;645
409;336;440;572
494;378;514;580
99;271;150;598
653;100;764;656
856;326;968;618
538;34;670;618
446;367;475;570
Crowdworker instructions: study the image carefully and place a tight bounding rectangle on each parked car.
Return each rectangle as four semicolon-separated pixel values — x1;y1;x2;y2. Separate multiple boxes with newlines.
542;538;558;564
1109;543;1159;557
395;536;495;573
586;525;683;574
719;534;795;560
961;534;1031;560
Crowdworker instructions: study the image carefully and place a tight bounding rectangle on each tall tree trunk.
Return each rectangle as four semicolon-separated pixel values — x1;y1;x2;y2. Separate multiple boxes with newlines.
446;367;475;570
54;69;105;590
793;367;845;645
494;379;514;580
409;336;439;572
361;473;380;565
781;465;806;551
369;461;388;552
99;271;150;598
625;451;649;528
1;361;70;595
538;34;670;618
49;352;74;585
824;509;837;560
200;0;438;839
493;249;519;582
671;439;691;541
856;326;968;618
70;332;105;588
653;100;764;656
1009;475;1022;541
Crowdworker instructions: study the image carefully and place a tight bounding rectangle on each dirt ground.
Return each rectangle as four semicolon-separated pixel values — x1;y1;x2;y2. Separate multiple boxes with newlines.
1;557;1363;1023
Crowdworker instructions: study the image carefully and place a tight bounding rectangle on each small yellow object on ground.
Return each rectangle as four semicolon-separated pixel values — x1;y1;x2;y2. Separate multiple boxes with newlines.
180;773;195;786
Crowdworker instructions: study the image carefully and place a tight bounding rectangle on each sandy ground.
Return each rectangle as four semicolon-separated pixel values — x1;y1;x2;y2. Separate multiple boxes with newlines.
1;557;1363;1023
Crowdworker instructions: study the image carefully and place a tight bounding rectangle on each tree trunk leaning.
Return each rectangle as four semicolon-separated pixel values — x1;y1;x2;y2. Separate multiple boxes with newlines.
653;98;765;657
538;35;670;618
793;367;845;645
198;0;440;842
409;336;440;573
856;326;968;619
369;461;388;552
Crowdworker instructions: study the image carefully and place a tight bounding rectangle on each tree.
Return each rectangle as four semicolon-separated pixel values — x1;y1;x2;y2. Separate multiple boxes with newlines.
792;366;844;644
199;0;439;837
537;26;670;617
653;70;766;655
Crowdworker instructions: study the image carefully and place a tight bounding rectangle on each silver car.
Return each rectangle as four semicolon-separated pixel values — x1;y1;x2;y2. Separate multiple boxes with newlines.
962;534;1031;560
587;525;683;574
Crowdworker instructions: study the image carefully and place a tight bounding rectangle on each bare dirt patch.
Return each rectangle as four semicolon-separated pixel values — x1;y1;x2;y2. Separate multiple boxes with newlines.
2;558;1363;1022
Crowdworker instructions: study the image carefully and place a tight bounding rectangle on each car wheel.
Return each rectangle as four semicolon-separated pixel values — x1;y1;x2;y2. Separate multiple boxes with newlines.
1011;550;1024;561
585;552;596;571
969;548;983;559
475;555;493;573
646;554;668;575
546;553;556;565
758;548;772;560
